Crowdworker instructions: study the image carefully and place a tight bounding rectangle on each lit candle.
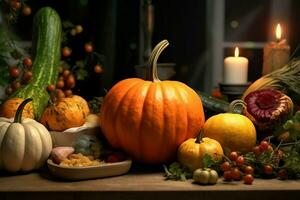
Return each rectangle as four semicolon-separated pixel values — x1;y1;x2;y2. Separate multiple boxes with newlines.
223;47;248;84
262;24;290;75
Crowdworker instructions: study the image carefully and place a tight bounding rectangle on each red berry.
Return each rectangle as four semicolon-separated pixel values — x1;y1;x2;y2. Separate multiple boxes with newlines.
236;156;244;166
223;170;232;181
231;168;241;181
56;89;65;99
22;5;32;16
5;86;13;95
56;80;64;89
243;174;254;185
47;84;56;92
253;146;261;155
229;152;239;161
9;67;20;78
62;69;71;78
244;166;254;175
11;1;21;10
64;89;73;97
12;81;21;90
263;165;273;175
278;169;287;180
66;75;75;89
84;43;93;53
23;57;32;68
259;141;269;151
23;71;33;83
94;65;103;74
62;47;72;57
221;161;231;172
212;89;222;99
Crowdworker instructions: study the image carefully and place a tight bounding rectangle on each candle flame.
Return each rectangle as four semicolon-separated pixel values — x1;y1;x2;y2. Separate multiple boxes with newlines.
234;47;239;57
276;24;282;40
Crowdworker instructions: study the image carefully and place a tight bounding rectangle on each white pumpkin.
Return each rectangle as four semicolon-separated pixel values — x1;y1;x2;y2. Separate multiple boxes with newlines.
0;98;52;172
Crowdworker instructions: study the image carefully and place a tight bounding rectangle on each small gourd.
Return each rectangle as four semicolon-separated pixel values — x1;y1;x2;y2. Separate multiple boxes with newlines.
0;98;52;172
193;168;219;185
177;133;224;172
0;98;34;119
40;95;90;131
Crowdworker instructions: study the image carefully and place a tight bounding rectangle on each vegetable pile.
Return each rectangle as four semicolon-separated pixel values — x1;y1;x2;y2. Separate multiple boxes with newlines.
164;57;300;185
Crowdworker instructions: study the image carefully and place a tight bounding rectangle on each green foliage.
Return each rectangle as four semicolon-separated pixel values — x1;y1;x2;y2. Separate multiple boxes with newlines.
281;147;300;178
163;162;192;181
282;111;300;141
88;96;103;114
0;26;13;87
202;154;222;172
163;154;221;181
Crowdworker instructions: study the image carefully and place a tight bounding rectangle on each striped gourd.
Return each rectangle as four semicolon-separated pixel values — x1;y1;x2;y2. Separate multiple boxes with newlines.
10;7;62;120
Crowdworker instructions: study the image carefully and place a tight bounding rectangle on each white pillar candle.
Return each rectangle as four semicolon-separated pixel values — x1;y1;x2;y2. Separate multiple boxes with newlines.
223;47;248;84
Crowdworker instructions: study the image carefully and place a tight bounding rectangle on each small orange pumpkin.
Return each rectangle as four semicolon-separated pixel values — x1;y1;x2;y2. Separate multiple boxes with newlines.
40;95;90;131
0;98;34;119
100;40;205;164
177;136;224;171
72;95;90;117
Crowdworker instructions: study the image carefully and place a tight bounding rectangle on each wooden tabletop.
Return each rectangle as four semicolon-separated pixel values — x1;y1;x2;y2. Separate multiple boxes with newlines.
1;166;300;200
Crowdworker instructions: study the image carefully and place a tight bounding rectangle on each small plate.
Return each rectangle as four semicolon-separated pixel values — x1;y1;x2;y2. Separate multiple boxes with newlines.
47;159;132;181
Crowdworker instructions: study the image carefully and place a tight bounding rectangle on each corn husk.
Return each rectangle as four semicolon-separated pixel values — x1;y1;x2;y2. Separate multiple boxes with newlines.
242;59;300;105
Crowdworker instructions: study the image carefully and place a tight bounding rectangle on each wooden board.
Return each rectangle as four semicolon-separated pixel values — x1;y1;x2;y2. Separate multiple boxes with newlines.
1;168;300;200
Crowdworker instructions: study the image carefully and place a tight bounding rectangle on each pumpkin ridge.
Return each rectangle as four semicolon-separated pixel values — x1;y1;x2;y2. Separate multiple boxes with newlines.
172;83;189;145
139;82;160;162
101;79;139;146
2;123;26;172
0;123;10;168
158;82;170;162
28;123;47;168
115;81;145;156
22;123;43;171
111;80;143;150
136;82;151;162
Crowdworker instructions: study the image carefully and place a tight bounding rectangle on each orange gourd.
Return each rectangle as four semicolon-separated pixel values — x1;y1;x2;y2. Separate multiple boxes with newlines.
40;95;89;131
177;136;224;171
100;40;205;164
0;98;34;119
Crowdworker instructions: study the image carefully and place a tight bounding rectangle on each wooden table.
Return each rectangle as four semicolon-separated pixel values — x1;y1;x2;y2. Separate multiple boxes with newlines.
1;167;300;200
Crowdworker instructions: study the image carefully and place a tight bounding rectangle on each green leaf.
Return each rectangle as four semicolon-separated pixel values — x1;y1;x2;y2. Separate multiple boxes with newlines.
76;68;88;80
202;154;213;168
163;162;192;181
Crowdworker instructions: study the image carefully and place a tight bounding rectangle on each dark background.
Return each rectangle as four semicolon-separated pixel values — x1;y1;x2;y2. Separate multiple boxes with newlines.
7;0;300;97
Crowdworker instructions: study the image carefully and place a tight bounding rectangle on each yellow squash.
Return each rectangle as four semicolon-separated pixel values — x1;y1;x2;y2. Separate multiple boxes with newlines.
203;113;256;153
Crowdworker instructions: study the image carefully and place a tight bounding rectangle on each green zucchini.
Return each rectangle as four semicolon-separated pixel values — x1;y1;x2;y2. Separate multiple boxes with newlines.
197;91;244;115
10;7;62;120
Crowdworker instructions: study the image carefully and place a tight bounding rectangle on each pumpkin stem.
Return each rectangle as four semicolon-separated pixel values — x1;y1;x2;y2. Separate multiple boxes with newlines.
14;98;33;123
195;129;204;144
228;99;246;114
146;40;169;82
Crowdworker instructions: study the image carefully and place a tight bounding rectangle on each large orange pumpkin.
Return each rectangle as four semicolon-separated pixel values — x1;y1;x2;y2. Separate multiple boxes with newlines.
100;40;205;164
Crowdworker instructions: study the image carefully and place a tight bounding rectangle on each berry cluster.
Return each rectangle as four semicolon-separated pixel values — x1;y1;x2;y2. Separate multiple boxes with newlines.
221;151;254;185
5;57;33;95
47;67;76;102
5;0;32;23
221;140;287;184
